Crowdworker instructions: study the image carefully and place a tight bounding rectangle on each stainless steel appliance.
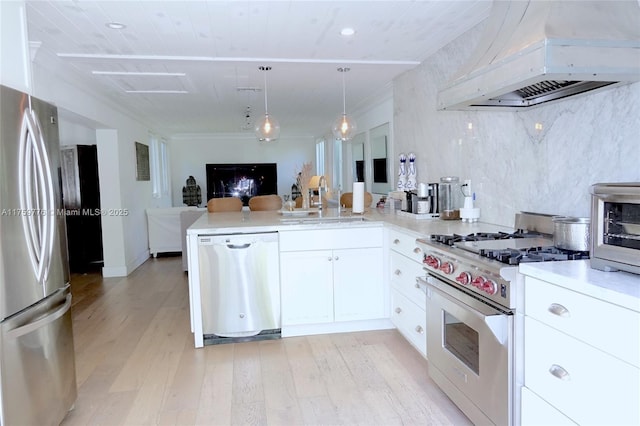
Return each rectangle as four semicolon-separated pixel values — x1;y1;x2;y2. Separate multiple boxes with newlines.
416;212;589;425
0;85;77;425
590;182;640;274
198;232;281;343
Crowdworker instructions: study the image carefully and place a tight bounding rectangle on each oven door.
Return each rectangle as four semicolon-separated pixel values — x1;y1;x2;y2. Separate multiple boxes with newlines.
420;274;513;426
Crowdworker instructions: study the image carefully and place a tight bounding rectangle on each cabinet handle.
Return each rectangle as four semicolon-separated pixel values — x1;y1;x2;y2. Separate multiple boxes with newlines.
394;269;402;276
548;303;571;318
413;247;422;254
334;256;339;261
395;307;402;314
393;239;400;244
548;364;571;381
415;325;424;334
327;257;333;261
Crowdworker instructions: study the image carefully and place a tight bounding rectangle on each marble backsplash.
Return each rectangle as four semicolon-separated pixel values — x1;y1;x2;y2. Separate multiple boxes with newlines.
393;24;640;228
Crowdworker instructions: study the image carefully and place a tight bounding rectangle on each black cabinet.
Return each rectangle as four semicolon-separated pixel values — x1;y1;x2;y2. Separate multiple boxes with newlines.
61;145;103;273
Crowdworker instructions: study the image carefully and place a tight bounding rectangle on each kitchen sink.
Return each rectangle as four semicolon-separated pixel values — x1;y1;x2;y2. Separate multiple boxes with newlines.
279;216;367;225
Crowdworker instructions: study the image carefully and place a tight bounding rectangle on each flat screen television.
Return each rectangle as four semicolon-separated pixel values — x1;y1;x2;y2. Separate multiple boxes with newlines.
206;163;278;206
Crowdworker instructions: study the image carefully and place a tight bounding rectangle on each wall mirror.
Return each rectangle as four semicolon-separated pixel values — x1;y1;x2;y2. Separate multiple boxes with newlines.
370;123;390;194
351;132;365;184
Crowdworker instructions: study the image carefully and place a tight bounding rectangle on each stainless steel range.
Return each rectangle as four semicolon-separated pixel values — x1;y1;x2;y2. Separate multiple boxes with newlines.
416;212;588;426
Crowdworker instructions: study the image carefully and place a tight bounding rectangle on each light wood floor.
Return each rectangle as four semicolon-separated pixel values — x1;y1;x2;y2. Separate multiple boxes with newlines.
61;256;471;426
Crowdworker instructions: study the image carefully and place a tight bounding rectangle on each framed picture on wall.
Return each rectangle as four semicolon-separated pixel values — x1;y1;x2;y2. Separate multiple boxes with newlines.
135;141;150;181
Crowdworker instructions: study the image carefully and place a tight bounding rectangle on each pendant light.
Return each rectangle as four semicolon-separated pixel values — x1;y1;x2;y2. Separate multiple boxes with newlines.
255;66;280;142
332;67;357;141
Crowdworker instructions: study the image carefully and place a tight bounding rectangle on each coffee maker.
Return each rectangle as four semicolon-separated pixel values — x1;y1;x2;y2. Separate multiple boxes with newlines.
409;183;439;214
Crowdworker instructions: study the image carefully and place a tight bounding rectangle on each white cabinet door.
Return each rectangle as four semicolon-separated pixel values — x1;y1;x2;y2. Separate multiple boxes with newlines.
280;250;334;325
333;247;384;321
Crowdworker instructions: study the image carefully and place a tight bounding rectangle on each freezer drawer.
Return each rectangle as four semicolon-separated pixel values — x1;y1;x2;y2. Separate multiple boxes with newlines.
0;285;77;426
198;232;280;338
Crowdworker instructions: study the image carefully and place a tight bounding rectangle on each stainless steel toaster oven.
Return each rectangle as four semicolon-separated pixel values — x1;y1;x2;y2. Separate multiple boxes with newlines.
590;183;640;274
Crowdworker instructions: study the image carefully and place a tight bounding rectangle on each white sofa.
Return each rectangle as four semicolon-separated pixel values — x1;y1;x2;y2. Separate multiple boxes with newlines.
146;207;205;258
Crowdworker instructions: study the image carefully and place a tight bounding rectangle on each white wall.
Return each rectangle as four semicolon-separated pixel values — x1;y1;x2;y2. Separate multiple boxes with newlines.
169;134;316;206
393;22;640;228
29;62;171;276
0;0;32;93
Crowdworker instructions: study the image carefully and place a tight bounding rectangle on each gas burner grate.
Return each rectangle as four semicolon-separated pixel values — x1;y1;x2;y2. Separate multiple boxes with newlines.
479;246;590;265
430;231;538;246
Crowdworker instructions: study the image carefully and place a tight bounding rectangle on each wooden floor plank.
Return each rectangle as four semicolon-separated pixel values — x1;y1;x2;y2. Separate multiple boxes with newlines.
62;256;471;426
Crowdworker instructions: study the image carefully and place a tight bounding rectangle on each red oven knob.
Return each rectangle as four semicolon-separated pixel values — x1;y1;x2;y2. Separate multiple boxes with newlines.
482;279;498;295
455;272;472;285
439;262;454;274
424;255;441;269
471;276;486;288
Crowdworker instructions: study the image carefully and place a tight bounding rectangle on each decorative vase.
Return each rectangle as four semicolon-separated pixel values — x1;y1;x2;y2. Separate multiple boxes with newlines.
301;190;310;210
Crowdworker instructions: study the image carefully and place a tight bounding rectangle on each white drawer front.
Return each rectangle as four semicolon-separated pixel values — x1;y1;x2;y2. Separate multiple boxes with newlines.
520;386;577;426
390;251;426;306
391;289;426;357
388;228;424;263
524;276;640;367
524;316;640;426
279;227;383;251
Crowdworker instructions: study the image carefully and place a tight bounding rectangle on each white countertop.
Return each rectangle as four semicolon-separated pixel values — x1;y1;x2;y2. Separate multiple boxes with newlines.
187;207;515;236
519;260;640;312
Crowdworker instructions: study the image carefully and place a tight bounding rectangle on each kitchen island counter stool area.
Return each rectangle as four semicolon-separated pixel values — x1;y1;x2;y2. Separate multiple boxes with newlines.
62;256;471;425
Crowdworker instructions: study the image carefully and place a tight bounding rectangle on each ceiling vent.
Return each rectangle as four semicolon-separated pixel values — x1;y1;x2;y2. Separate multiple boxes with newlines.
437;0;640;110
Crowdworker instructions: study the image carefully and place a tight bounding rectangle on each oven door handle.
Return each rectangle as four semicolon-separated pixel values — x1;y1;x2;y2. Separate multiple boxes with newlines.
418;274;510;345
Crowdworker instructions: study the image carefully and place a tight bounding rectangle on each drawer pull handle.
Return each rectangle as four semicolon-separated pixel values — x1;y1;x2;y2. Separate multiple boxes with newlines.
415;325;424;334
413;247;422;254
395;307;402;314
334;256;339;261
549;364;570;381
548;303;571;318
393;239;400;245
394;269;402;276
327;257;333;261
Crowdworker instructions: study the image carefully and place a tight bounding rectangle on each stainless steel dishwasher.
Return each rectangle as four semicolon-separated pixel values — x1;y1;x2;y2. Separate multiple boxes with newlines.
197;232;280;342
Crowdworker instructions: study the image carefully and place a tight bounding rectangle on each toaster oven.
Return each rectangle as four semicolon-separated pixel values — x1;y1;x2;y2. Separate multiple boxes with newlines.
590;183;640;274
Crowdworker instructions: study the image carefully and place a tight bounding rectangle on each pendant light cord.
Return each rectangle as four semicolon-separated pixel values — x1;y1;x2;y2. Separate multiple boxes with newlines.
342;69;346;115
339;67;350;115
259;66;271;114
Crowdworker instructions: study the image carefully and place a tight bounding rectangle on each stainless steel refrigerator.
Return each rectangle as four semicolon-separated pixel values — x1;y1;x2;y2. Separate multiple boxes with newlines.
0;85;77;425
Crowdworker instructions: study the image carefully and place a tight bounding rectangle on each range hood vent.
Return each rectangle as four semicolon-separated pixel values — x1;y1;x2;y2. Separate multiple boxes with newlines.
438;1;640;110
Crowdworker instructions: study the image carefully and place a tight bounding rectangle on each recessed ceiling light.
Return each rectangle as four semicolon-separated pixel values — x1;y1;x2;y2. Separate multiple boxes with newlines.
106;22;126;30
340;27;355;36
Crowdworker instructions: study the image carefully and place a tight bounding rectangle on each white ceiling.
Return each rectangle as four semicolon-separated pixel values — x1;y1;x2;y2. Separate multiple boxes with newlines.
25;0;492;137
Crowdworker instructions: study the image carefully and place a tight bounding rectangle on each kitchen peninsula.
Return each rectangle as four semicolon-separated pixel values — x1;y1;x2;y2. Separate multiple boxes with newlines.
186;207;516;348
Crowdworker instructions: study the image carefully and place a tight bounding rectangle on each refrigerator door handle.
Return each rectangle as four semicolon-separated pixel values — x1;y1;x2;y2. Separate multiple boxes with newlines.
18;105;56;288
6;290;71;340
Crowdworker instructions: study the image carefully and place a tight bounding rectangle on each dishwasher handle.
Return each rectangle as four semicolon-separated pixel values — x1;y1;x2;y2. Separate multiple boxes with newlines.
226;243;251;249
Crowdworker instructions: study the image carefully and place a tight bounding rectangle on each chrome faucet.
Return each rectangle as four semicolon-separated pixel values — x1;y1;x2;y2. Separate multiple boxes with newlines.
317;176;326;210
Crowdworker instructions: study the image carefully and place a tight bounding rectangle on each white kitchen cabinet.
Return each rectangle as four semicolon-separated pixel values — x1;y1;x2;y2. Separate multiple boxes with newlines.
279;227;386;333
333;246;385;321
520;275;640;426
388;227;427;357
280;250;334;325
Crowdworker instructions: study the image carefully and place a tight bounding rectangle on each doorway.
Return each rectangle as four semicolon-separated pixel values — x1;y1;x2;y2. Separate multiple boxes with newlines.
60;145;104;273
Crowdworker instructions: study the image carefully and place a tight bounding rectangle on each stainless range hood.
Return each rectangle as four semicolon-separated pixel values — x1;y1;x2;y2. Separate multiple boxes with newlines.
438;0;640;110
